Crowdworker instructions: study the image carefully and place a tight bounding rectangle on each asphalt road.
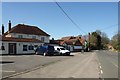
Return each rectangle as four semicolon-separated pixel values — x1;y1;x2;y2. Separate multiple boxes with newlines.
96;50;118;78
1;53;77;79
1;50;118;79
11;52;99;78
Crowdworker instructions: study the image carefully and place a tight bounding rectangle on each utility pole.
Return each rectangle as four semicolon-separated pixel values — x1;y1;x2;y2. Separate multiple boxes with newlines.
88;32;90;51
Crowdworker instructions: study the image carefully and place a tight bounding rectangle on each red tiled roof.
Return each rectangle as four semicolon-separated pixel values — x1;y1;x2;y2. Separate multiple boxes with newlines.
58;36;83;45
4;24;50;36
50;40;63;44
61;36;75;41
1;36;43;43
61;39;82;46
79;39;85;45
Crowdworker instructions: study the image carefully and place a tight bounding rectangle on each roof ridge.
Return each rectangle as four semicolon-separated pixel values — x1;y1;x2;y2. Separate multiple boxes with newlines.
17;24;38;27
3;24;50;36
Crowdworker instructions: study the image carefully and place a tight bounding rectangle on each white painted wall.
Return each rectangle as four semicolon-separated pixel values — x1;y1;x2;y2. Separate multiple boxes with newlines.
68;45;73;51
17;42;43;54
5;33;50;43
0;41;8;54
0;41;43;54
74;46;82;49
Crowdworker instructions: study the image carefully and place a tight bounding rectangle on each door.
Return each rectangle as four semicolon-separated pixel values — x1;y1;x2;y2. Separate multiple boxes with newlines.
9;43;16;54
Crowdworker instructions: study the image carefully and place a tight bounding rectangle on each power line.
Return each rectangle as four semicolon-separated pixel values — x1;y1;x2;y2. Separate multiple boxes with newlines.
100;24;118;31
54;1;87;34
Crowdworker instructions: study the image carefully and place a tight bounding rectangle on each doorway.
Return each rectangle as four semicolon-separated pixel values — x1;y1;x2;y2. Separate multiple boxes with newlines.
9;43;16;54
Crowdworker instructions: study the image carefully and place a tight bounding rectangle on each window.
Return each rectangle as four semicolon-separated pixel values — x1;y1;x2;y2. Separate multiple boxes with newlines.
34;45;38;48
23;45;27;51
57;48;60;51
18;35;23;38
29;45;34;50
32;36;36;39
60;48;65;50
41;37;45;42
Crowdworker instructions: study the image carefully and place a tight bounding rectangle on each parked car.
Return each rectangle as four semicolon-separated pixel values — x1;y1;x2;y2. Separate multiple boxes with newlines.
35;45;55;56
54;46;70;56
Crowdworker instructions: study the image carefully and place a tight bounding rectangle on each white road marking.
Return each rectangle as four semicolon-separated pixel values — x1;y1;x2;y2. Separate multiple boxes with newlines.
100;70;103;74
99;66;102;69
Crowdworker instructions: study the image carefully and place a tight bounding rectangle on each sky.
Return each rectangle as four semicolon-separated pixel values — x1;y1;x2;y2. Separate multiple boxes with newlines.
1;2;118;39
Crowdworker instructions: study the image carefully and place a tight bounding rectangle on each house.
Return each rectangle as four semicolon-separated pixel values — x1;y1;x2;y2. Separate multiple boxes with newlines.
1;21;50;55
107;44;114;51
57;36;85;52
49;39;63;46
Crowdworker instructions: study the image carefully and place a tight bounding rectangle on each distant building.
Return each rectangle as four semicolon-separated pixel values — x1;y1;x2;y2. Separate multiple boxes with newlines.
107;44;114;51
55;36;86;52
1;21;50;54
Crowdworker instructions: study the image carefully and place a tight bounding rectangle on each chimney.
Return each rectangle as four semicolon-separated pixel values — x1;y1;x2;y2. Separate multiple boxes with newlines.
2;24;4;35
8;20;11;32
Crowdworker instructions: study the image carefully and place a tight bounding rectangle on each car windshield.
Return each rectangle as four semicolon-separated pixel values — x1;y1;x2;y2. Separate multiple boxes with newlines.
60;48;65;50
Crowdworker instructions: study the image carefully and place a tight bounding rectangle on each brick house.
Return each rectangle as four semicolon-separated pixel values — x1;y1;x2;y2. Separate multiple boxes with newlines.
1;21;50;54
56;36;85;52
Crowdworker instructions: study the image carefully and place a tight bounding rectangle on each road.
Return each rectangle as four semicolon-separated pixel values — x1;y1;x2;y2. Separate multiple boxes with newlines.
11;52;99;78
96;50;118;78
1;52;79;79
1;50;118;79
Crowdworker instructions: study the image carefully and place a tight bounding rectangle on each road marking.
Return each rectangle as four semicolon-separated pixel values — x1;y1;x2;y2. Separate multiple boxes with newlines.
99;66;102;69
100;70;103;74
0;70;15;72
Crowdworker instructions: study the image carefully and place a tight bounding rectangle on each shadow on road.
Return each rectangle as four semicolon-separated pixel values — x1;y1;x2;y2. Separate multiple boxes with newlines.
0;61;14;64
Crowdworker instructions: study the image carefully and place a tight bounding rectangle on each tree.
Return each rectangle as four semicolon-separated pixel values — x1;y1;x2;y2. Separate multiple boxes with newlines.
95;30;110;49
90;30;110;50
51;38;54;41
111;33;120;51
90;34;97;50
101;32;110;49
90;31;101;50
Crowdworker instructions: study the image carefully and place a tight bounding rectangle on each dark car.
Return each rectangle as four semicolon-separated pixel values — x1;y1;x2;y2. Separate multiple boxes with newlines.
35;45;55;56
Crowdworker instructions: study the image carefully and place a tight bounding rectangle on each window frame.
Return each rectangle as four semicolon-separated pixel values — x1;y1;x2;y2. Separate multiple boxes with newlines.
41;37;45;42
18;35;23;38
23;45;28;51
29;45;34;50
32;36;36;39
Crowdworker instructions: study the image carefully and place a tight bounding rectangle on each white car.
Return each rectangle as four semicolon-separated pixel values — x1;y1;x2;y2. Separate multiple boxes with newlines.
54;46;70;56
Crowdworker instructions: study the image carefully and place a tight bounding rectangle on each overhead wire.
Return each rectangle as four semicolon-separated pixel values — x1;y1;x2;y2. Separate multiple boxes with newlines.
54;0;118;35
100;24;118;31
54;1;87;34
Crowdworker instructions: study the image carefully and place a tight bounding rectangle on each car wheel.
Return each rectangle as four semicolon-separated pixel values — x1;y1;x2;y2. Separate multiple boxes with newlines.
67;53;70;56
60;53;62;56
43;52;46;56
36;52;38;55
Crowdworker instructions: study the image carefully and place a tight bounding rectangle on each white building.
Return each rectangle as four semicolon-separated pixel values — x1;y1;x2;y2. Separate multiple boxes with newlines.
0;21;50;54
